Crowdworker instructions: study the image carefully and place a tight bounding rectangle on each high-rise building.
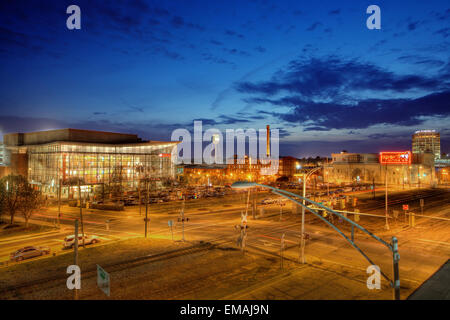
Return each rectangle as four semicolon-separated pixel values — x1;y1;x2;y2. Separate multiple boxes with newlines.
412;130;440;159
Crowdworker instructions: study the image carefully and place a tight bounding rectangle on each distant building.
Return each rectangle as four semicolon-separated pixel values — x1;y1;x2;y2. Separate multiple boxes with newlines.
1;128;179;196
326;151;435;187
180;163;228;185
277;156;298;178
0;143;11;177
412;130;440;160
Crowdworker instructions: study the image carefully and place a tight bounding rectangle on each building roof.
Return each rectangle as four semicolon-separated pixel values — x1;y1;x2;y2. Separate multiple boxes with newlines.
2;128;176;146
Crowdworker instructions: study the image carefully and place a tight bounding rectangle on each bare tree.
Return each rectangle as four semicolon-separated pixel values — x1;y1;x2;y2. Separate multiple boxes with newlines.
0;175;28;225
19;187;42;227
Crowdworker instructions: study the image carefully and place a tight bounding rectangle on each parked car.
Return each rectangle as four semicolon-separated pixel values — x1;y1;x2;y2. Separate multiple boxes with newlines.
63;234;100;249
10;246;50;262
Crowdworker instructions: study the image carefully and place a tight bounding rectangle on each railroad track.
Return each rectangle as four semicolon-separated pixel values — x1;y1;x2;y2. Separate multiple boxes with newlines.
0;217;303;297
360;190;448;211
0;240;229;296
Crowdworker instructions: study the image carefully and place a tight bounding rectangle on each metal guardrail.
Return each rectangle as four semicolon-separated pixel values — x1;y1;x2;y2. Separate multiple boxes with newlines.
232;181;401;300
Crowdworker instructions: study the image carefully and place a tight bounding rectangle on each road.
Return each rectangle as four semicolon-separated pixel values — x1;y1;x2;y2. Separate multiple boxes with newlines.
1;187;449;299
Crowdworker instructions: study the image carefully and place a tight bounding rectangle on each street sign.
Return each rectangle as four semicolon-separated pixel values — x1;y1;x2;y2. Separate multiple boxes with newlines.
97;264;110;297
402;204;409;211
168;220;173;227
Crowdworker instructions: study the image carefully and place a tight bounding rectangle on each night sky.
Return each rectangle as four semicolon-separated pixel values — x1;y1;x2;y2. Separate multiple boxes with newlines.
0;0;449;157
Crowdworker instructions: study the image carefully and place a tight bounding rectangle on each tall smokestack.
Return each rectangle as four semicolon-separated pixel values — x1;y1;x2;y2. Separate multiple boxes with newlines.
266;125;270;157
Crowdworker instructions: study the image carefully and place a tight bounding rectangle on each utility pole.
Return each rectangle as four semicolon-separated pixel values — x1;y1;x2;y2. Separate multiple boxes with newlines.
385;165;390;230
180;196;186;241
237;211;248;253
78;179;86;247
392;237;400;300
279;199;283;221
144;179;149;238
252;188;256;220
74;219;79;300
418;166;422;189
57;179;61;227
138;178;142;216
372;177;376;199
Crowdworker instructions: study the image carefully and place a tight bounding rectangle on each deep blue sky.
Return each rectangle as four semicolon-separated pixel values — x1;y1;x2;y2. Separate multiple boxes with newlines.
0;0;449;157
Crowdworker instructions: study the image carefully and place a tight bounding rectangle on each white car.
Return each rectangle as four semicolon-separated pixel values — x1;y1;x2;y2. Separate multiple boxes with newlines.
63;234;100;249
260;198;276;205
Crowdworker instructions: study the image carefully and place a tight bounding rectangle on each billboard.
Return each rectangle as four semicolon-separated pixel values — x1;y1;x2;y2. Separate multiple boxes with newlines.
379;151;411;164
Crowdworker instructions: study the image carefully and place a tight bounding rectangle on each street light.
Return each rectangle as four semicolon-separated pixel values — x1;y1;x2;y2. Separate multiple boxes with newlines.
300;167;322;263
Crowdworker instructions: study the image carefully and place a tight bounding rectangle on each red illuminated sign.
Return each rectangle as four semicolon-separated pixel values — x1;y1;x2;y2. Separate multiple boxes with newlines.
379;151;411;165
402;204;409;211
158;153;171;158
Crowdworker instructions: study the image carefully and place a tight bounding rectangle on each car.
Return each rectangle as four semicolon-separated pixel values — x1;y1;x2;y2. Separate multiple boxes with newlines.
63;234;100;249
260;198;276;205
10;246;50;262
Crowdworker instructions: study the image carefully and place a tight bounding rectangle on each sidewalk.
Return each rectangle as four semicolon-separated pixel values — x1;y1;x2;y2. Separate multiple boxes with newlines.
408;259;450;300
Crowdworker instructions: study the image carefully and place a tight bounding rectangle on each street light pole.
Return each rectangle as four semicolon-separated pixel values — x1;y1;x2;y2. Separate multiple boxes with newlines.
385;165;390;230
300;166;322;264
301;173;306;264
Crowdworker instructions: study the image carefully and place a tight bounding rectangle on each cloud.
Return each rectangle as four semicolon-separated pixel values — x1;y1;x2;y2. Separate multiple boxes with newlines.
235;56;448;101
434;27;450;38
210;40;223;46
244;90;450;130
397;55;445;68
306;22;322;31
234;55;450;131
254;46;266;53
224;29;245;38
223;48;251;57
171;16;204;31
407;21;421;31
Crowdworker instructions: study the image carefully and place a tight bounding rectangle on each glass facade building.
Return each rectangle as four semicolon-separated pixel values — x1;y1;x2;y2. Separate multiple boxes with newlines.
412;130;441;160
2;129;178;196
27;141;177;194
